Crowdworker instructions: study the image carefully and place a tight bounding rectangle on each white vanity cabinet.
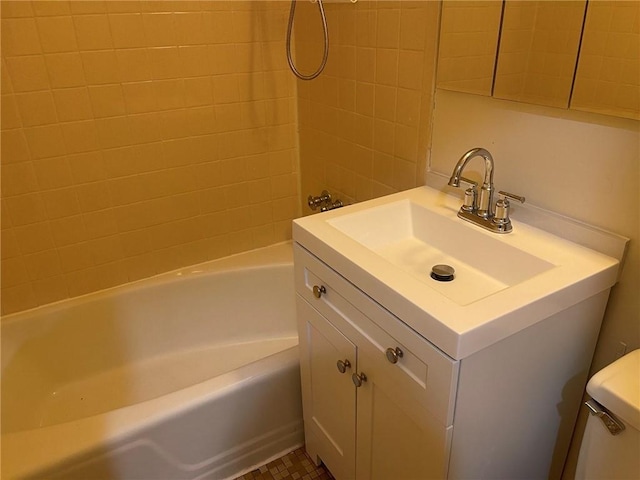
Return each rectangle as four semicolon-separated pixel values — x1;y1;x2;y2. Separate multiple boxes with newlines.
295;244;459;480
294;242;614;479
293;186;625;479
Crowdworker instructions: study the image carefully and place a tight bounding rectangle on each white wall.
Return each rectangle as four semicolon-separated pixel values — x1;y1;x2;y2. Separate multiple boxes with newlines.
430;89;638;361
429;89;639;478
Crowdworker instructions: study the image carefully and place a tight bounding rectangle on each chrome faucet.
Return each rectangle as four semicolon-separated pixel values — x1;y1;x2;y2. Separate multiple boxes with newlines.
449;147;495;218
448;148;525;233
308;190;343;212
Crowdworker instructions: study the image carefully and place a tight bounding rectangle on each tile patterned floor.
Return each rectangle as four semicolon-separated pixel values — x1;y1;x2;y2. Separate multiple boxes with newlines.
235;447;334;480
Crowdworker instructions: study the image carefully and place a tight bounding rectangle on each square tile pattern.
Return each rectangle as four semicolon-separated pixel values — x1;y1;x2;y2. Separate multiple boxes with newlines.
0;1;301;315
0;0;442;316
235;447;334;480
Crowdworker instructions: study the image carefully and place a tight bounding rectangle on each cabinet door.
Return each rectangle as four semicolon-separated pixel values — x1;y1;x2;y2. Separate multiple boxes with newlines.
493;0;586;108
570;0;640;120
355;349;452;480
436;0;502;96
297;296;356;480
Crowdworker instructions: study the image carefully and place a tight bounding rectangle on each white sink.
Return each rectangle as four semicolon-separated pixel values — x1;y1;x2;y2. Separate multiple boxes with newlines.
293;186;625;359
328;199;553;305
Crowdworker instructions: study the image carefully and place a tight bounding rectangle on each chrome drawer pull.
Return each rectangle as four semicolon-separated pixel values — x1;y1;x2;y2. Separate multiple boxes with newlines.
385;347;404;364
313;285;326;298
352;372;367;387
336;359;351;373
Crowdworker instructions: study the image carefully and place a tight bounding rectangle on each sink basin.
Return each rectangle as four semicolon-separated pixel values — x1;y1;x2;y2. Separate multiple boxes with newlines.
328;199;553;305
293;185;625;359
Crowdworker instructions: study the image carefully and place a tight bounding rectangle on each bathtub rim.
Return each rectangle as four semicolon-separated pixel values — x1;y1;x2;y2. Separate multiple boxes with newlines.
2;346;301;480
1;241;293;325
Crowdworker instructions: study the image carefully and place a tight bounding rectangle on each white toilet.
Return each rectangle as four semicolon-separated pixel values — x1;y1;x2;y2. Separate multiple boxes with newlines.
575;349;640;479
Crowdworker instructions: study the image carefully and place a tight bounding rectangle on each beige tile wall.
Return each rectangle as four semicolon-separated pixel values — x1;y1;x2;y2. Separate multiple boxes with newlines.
1;0;300;314
295;0;440;211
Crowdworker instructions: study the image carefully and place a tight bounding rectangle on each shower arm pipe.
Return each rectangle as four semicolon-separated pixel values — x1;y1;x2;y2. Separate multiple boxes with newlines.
286;0;329;81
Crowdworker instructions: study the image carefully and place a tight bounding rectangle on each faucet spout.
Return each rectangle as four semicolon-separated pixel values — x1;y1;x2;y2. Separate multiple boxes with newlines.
448;147;495;217
448;147;494;189
447;148;524;233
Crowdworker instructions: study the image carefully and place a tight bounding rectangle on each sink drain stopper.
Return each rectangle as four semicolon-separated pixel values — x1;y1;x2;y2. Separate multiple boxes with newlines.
431;264;455;282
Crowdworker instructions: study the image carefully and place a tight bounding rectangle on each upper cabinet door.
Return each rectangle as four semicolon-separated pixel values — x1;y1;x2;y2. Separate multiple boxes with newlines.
436;0;502;97
493;0;587;108
435;0;637;119
570;0;640;120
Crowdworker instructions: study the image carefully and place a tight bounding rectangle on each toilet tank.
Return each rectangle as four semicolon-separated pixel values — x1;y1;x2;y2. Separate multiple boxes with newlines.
575;349;640;479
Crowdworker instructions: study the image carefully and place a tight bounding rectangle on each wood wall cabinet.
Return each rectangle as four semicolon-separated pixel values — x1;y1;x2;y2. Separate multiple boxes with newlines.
492;0;586;108
436;0;640;119
570;0;640;120
436;1;502;97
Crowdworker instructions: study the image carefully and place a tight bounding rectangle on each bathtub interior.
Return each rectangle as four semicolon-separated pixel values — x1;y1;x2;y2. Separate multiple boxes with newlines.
2;247;297;434
4;348;304;480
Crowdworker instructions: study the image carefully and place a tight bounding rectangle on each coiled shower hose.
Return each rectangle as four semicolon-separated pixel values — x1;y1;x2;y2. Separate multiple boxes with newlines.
286;0;329;80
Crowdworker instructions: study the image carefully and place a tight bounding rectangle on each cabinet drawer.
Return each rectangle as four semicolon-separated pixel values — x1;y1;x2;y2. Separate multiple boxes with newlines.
295;243;459;426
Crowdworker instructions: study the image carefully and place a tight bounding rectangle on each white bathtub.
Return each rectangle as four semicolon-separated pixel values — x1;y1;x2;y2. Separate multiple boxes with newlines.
1;242;303;480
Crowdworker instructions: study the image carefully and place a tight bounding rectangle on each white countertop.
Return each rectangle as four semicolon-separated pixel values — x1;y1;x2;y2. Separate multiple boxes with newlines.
293;186;623;360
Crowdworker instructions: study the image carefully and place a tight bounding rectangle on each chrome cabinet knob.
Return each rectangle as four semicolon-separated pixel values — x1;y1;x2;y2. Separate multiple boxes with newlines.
336;359;351;373
352;372;367;387
385;347;404;364
313;285;326;298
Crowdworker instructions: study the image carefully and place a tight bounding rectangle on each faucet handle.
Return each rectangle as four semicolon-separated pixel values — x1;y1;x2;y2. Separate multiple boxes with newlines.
308;190;332;210
493;191;525;228
457;177;479;212
462;185;477;212
498;191;525;204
